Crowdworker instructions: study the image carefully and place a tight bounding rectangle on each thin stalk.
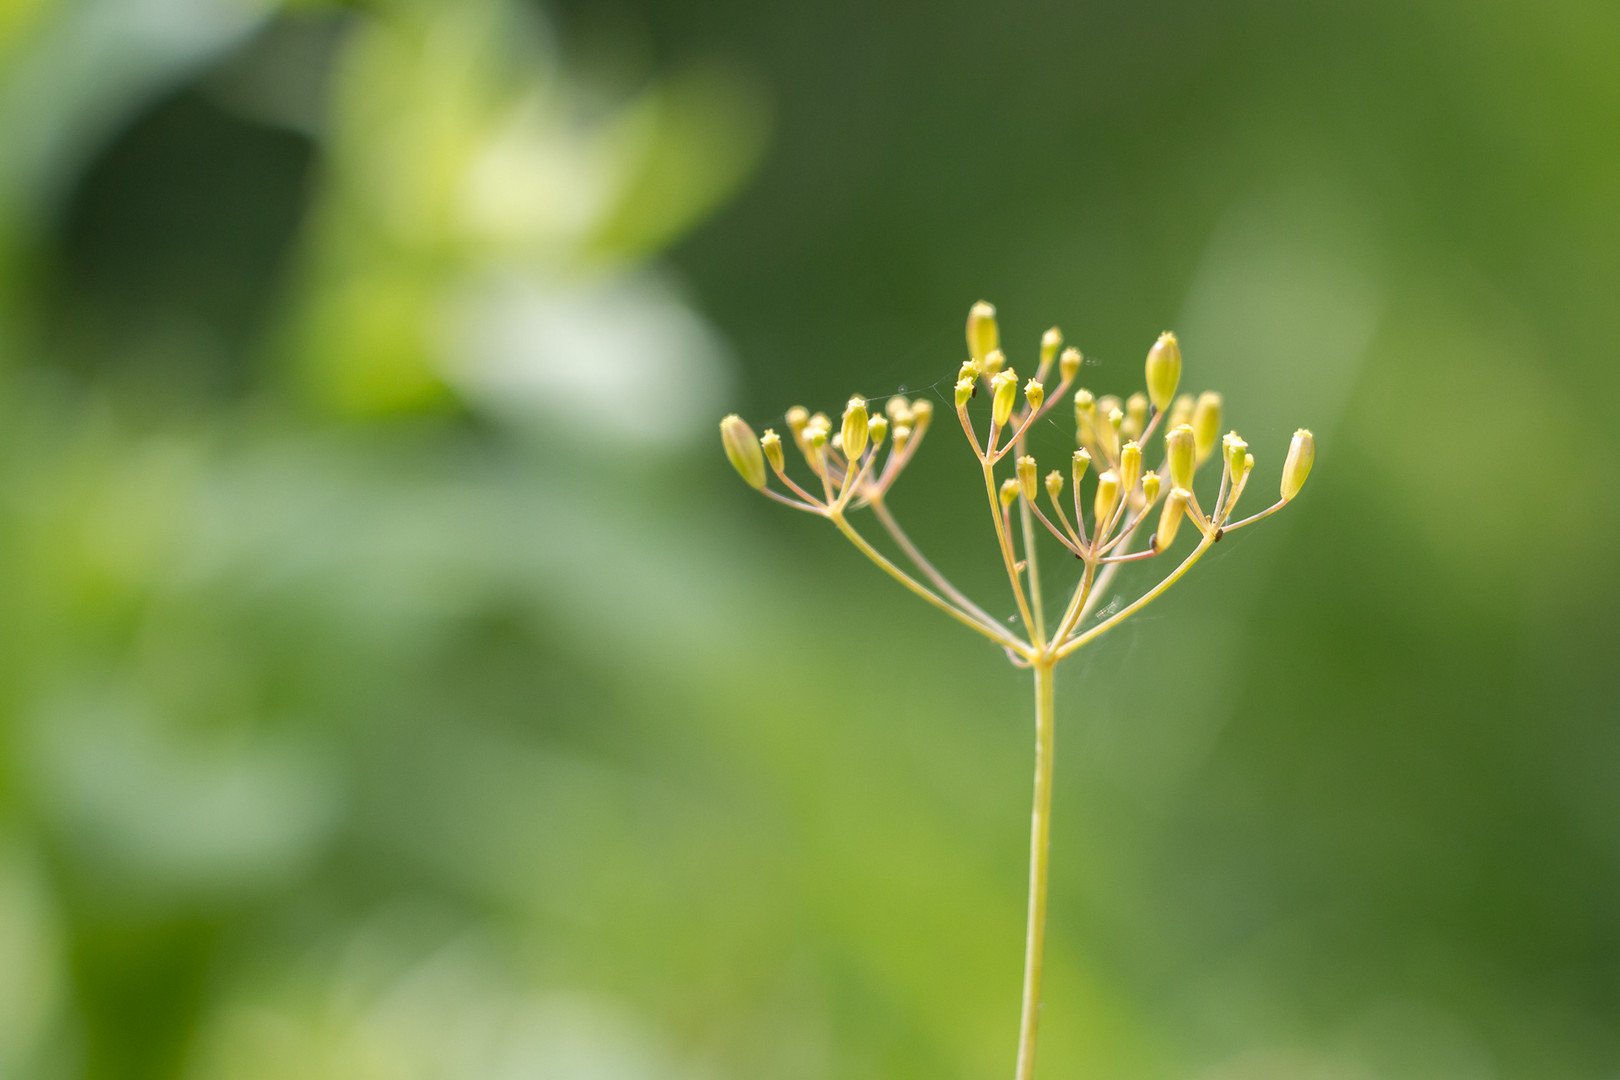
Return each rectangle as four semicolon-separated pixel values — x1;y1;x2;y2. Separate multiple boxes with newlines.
1015;660;1057;1080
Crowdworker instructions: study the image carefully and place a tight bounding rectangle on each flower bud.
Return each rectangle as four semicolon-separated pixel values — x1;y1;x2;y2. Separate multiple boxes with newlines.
1124;393;1149;441
1045;469;1064;501
967;301;999;366
1040;327;1062;370
1072;448;1091;488
761;428;785;473
1119;440;1143;494
892;424;912;453
983;347;1007;377
1168;393;1195;430
1166;424;1196;491
991;369;1019;428
886;396;912;424
1074;389;1096;445
1193;391;1222;462
1017;455;1038;501
842;397;870;461
1222;430;1248;482
959;359;981;382
868;415;888;448
807;422;828;450
1093;469;1121;533
1059;346;1082;383
1000;477;1019;508
909;400;933;430
1100;406;1123;461
1024;378;1044;413
1142;472;1161;506
1156;488;1189;550
1144;331;1181;411
721;415;766;489
955;377;975;408
786;406;810;439
1281;428;1315;501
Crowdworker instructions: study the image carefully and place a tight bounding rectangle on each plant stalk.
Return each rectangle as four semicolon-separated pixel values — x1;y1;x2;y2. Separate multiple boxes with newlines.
1015;658;1056;1080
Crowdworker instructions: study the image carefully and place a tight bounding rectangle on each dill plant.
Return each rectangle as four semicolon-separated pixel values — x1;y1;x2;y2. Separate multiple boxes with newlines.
721;302;1314;1078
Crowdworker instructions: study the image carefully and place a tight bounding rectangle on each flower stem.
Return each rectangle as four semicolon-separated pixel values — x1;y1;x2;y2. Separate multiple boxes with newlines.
1015;658;1056;1080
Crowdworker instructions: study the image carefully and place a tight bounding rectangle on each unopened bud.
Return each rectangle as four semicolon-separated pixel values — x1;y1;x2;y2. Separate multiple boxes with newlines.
1156;488;1189;550
1072;448;1091;487
868;415;888;447
967;301;999;366
1222;431;1248;481
1024;378;1044;413
721;415;766;489
1168;393;1195;430
1144;331;1181;411
955;378;975;408
991;369;1019;428
1040;327;1063;369
786;406;810;440
1059;346;1081;383
807;423;828;450
1100;406;1123;461
1120;441;1143;494
1074;389;1096;445
1281;428;1315;501
1193;391;1222;462
1142;472;1162;505
909;399;933;429
1045;470;1064;501
892;424;912;452
761;428;784;473
999;477;1019;508
959;359;981;382
886;396;912;423
1093;469;1121;533
1124;393;1149;441
983;348;1007;378
1166;424;1195;491
1017;455;1038;501
841;397;870;461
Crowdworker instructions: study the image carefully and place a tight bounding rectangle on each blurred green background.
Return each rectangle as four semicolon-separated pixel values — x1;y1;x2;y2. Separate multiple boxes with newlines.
0;0;1616;1078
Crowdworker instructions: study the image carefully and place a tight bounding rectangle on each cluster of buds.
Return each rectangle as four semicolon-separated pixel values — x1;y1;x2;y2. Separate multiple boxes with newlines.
721;301;1313;665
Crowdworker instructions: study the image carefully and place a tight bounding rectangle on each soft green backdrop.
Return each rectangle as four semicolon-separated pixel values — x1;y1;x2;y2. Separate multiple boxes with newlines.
0;1;1615;1078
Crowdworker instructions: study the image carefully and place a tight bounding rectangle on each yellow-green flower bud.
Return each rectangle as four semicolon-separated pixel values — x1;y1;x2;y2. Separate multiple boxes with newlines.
1000;477;1019;508
1142;472;1161;506
1017;455;1038;501
1074;389;1096;445
983;347;1007;377
991;369;1019;428
786;405;810;440
720;415;766;489
1100;406;1123;461
910;399;933;430
1222;430;1248;481
1144;331;1181;411
868;415;888;448
1193;391;1222;462
1124;393;1149;441
886;396;912;424
1093;469;1121;532
955;377;975;408
1059;346;1081;383
1045;469;1064;501
1072;448;1091;487
959;359;981;382
807;422;828;450
1120;440;1143;494
761;428;784;473
1166;423;1196;491
842;397;870;461
1040;327;1062;369
1281;428;1315;501
967;300;999;366
1156;488;1189;550
892;424;912;453
1169;393;1195;430
1024;378;1044;413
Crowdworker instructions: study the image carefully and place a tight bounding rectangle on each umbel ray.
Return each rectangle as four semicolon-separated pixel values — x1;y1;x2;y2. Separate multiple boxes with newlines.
721;302;1314;1080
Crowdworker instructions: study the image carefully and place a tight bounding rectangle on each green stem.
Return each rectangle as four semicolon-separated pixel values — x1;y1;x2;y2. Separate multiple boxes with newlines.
1015;659;1056;1080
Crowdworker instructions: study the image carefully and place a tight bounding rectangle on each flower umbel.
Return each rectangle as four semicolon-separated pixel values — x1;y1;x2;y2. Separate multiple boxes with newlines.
719;302;1313;1080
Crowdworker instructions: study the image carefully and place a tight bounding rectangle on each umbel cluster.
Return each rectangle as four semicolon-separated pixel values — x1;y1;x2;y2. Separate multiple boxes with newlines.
719;301;1313;665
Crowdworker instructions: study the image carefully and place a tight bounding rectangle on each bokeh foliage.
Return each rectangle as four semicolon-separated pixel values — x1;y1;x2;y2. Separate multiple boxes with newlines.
0;1;1617;1079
